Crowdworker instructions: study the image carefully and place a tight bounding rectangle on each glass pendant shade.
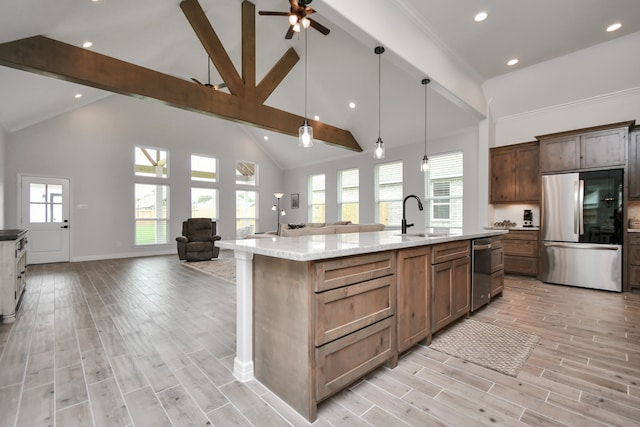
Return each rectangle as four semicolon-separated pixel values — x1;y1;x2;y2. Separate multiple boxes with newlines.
374;137;385;159
299;119;314;147
289;14;298;25
421;154;429;172
293;22;301;32
301;17;311;28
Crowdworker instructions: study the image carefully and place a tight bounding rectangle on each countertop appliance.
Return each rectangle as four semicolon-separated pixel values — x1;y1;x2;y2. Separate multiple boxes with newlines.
523;209;533;227
541;170;623;292
471;238;492;311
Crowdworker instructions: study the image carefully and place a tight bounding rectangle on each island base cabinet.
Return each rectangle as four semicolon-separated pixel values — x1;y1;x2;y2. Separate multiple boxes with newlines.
396;247;430;353
253;252;397;422
430;241;471;334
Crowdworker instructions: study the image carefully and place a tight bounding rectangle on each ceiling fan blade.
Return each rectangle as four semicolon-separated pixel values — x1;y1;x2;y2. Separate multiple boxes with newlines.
285;25;295;39
212;82;227;90
309;18;330;35
191;77;204;85
258;11;289;16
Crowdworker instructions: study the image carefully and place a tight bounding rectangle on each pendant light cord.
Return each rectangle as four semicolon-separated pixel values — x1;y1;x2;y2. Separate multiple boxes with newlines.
304;29;308;121
378;52;381;138
424;81;427;154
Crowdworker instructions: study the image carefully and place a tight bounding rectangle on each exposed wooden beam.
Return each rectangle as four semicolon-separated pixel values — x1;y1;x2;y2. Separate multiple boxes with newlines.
180;0;245;97
255;48;299;104
0;36;362;152
241;0;256;95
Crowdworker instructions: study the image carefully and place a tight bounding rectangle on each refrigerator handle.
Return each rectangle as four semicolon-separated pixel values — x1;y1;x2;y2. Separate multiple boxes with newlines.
579;180;585;235
573;180;579;235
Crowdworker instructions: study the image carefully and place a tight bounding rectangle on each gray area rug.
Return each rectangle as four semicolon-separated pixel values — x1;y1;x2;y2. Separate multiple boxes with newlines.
429;319;540;377
181;256;236;284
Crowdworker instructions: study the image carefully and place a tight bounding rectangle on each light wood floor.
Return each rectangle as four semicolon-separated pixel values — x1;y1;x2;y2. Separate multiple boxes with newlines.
1;253;639;427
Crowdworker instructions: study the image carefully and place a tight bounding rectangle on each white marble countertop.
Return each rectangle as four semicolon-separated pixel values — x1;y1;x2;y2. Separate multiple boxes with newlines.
218;229;508;262
485;226;540;231
629;229;640;233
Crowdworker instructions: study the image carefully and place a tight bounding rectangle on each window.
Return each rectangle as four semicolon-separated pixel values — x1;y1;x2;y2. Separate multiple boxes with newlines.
135;146;168;178
135;184;169;245
236;161;257;185
236;190;257;238
338;168;359;223
191;154;217;182
191;187;218;219
308;174;325;223
29;182;63;223
375;161;403;226
424;151;463;231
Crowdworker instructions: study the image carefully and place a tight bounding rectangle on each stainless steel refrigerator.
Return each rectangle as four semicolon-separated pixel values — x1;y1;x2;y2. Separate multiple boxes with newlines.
541;170;623;292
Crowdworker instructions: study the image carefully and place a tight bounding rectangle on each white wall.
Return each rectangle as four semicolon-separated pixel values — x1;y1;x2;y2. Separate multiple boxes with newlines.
282;128;481;232
0;127;5;228
5;95;285;261
484;31;640;146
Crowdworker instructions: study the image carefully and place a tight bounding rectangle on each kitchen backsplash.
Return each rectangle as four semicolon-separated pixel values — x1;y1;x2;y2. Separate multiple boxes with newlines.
490;204;540;228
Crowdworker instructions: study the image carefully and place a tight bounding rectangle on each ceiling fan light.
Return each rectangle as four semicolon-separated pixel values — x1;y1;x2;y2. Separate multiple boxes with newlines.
299;120;314;147
289;14;298;25
301;17;311;29
293;22;301;32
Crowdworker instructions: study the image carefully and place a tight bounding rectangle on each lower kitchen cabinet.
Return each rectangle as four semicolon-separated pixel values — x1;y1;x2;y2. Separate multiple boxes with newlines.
1;230;28;324
397;246;430;353
490;236;505;297
504;230;539;276
630;233;640;288
253;251;397;421
431;241;471;333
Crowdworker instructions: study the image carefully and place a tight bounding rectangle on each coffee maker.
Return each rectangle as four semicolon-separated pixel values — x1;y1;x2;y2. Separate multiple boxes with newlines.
523;209;533;227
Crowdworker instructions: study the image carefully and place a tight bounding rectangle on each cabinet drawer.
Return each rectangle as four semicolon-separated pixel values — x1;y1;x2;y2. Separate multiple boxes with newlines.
504;255;538;276
431;240;470;264
629;234;640;245
316;317;395;401
315;275;395;346
490;236;504;249
505;230;538;241
314;252;395;292
504;240;538;257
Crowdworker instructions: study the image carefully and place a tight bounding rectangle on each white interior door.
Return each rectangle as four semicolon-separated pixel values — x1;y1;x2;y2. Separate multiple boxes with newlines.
20;176;70;264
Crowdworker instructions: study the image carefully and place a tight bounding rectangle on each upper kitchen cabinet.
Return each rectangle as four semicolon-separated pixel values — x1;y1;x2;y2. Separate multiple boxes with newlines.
490;141;540;203
629;128;640;200
538;121;633;173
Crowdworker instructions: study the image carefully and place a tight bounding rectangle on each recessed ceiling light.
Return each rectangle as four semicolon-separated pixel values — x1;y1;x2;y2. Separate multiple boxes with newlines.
606;22;622;32
313;115;320;121
507;58;519;66
75;93;82;99
349;102;356;109
82;41;93;48
474;12;488;22
263;136;269;141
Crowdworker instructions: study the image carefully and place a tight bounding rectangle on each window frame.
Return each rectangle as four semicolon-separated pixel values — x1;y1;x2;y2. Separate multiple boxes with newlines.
375;161;403;227
308;173;326;223
424;151;463;231
134;183;169;245
337;168;359;223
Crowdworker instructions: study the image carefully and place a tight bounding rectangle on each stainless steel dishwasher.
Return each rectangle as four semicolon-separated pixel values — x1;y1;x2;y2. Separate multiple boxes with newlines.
471;238;492;311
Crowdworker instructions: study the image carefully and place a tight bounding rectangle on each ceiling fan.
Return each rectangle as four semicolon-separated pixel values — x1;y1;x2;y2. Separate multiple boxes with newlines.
259;0;330;40
191;57;227;90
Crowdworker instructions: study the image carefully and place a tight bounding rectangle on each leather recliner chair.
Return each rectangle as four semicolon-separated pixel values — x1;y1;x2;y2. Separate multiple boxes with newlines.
176;218;222;261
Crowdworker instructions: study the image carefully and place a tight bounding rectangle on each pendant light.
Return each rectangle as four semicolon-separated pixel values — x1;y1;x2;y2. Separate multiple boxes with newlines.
299;27;313;147
421;78;431;172
373;46;385;159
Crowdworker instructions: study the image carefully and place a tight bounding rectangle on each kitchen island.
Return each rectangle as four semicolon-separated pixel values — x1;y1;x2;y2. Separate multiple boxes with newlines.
217;228;507;421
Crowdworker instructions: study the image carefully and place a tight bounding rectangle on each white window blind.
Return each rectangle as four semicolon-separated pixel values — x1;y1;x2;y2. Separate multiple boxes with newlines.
338;168;359;223
424;152;463;230
375;161;403;226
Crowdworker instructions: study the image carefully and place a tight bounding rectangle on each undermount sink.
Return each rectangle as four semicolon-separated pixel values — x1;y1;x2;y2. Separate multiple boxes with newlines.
397;232;449;238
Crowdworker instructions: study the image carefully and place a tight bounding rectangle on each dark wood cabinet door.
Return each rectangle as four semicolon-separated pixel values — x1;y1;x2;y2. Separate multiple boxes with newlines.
450;256;470;320
431;261;453;333
580;128;626;169
629;131;640;200
397;247;430;352
490;148;515;203
540;136;580;173
514;144;540;202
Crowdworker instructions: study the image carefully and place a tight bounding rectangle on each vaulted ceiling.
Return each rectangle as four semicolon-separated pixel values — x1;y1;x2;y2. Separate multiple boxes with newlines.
1;0;639;169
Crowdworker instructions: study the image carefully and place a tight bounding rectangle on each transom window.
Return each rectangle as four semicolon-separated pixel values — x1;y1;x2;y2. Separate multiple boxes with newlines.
135;146;168;178
191;154;217;182
236;161;257;185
